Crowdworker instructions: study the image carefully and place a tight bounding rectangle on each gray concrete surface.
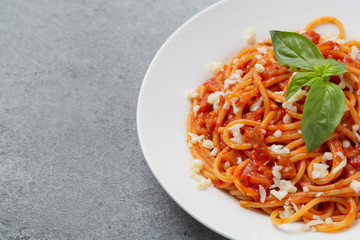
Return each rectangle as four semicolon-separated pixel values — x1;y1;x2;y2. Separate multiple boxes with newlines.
0;0;227;239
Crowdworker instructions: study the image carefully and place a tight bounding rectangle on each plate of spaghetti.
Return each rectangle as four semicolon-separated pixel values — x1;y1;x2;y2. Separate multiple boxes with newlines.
137;0;360;239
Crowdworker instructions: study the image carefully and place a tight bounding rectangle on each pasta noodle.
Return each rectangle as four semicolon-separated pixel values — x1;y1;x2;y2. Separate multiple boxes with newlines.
186;16;360;232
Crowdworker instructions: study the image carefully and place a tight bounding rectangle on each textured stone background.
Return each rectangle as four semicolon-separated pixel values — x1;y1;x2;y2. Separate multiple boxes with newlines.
0;0;227;239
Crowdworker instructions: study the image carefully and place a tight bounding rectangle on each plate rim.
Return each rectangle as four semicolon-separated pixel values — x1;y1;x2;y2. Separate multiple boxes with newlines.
136;0;231;238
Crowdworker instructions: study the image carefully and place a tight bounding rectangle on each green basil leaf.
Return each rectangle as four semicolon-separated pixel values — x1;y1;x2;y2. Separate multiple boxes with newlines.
314;58;349;77
301;80;345;152
270;30;324;70
285;72;320;101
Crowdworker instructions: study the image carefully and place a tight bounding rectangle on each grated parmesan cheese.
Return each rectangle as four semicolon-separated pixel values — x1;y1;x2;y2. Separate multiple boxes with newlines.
333;159;347;174
228;123;244;143
269;161;297;201
231;98;240;114
237;156;242;164
303;186;309;192
186;89;199;100
193;105;200;115
188;170;203;182
189;159;203;173
255;63;265;73
274;91;284;95
283;114;292;124
188;159;213;189
291;201;299;212
210;148;218;156
282;102;297;112
282;89;307;113
224;161;231;168
351;46;360;60
352;124;360;142
269;144;290;154
207;91;225;110
245;28;256;44
272;165;283;180
355;132;360;142
324;34;346;44
224;79;237;90
270;179;297;201
257;47;268;55
229;70;243;81
197;178;213;189
338;74;346;89
278;180;297;193
337;39;347;44
312;163;329;179
232;102;239;114
350;180;360;193
270;190;288;201
353;124;360;132
259;185;266;203
188;133;204;144
288;88;307;102
273;130;283;137
316;192;324;197
279;205;295;219
322;152;333;161
202;139;214;149
325;217;334;224
250;97;263;111
342;140;351;149
208;62;223;77
270;176;297;201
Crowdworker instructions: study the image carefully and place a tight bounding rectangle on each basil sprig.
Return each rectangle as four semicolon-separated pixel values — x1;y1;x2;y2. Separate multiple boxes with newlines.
270;30;348;152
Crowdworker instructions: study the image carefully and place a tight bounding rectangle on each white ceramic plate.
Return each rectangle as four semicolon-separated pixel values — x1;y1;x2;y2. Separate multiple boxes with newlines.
137;0;360;239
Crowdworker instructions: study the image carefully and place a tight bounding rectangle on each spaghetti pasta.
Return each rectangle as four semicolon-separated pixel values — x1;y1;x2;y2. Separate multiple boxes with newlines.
186;16;360;232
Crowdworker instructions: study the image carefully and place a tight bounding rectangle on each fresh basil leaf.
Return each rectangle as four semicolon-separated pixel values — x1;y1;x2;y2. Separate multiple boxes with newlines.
314;58;348;77
285;72;320;101
270;30;324;70
301;80;345;152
